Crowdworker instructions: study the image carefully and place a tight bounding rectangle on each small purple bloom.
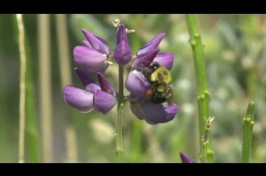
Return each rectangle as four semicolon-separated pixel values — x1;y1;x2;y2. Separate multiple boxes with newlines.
137;33;165;58
125;70;151;99
114;24;132;66
64;86;94;113
73;29;110;75
126;46;175;100
179;152;195;163
132;33;167;69
64;68;116;114
82;29;109;54
126;33;178;125
116;24;128;45
130;101;178;125
132;48;159;69
153;52;174;70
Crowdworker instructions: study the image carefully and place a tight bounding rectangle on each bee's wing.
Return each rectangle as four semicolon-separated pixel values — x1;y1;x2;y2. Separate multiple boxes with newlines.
166;84;174;105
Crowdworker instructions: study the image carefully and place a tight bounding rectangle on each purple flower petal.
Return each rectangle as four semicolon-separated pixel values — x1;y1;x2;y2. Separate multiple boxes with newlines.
137;33;165;58
83;63;109;75
143;103;178;125
97;72;116;96
74;46;108;74
64;85;94;113
83;40;93;49
117;24;128;44
153;52;174;70
179;152;195;163
130;101;145;120
132;48;159;69
93;90;116;114
82;28;109;54
125;70;151;99
114;41;132;66
74;68;95;88
85;83;101;94
74;67;101;93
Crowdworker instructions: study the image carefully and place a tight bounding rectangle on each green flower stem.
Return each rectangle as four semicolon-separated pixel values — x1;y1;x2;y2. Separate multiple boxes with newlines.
241;101;255;163
115;65;124;162
17;14;26;163
185;14;212;162
201;117;214;163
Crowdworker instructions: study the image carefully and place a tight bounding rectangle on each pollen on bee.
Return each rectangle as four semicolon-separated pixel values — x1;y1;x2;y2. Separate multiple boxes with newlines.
146;89;153;97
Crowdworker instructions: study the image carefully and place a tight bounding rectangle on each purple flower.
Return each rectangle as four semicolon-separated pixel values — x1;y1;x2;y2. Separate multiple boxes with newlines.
137;33;165;58
113;24;132;66
73;29;110;75
125;33;178;125
64;68;116;114
179;152;195;163
130;101;178;125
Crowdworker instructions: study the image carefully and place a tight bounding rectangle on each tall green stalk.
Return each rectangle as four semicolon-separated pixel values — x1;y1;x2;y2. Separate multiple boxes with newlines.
38;14;53;163
185;14;212;162
24;27;41;163
241;101;255;163
115;65;124;162
17;14;26;163
25;57;41;163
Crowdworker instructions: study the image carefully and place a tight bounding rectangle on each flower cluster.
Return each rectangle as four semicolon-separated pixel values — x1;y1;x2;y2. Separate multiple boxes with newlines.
64;68;116;114
64;21;178;125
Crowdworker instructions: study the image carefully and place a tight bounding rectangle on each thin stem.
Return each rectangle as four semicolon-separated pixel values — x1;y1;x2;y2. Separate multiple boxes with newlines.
242;101;255;163
17;14;26;163
115;65;124;162
185;14;212;162
38;14;53;163
201;117;214;163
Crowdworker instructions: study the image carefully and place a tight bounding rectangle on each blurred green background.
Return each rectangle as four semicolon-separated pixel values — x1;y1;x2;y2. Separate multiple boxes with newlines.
1;14;266;163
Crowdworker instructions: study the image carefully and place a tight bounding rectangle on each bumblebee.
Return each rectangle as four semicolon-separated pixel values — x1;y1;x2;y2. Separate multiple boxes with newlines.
142;62;173;104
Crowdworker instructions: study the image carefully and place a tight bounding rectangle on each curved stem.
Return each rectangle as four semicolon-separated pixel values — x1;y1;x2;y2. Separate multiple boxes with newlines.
17;14;26;163
185;14;213;162
115;65;124;162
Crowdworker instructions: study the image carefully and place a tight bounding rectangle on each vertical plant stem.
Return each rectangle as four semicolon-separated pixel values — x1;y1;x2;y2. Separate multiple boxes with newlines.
185;14;212;162
131;120;143;162
115;65;124;162
201;117;214;163
55;14;78;162
38;14;53;163
17;14;26;163
55;14;72;86
25;57;41;163
24;20;41;162
242;101;255;163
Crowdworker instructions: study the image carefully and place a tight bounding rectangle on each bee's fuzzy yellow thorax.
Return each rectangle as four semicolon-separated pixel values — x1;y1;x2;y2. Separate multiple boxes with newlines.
150;66;172;84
